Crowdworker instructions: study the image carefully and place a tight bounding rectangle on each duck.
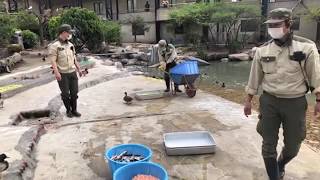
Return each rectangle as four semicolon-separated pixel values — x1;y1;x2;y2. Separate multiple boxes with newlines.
0;153;9;173
123;92;133;104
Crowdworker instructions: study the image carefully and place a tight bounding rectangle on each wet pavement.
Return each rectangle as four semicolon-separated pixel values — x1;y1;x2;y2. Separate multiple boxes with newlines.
1;60;320;180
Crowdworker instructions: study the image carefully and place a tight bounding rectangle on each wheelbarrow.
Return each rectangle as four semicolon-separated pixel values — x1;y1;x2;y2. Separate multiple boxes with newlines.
169;60;200;98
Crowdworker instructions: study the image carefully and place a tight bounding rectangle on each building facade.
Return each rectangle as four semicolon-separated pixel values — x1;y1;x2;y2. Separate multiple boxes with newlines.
10;0;320;44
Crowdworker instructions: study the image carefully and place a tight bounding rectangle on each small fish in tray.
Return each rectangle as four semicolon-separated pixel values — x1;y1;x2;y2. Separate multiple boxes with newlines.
111;151;144;162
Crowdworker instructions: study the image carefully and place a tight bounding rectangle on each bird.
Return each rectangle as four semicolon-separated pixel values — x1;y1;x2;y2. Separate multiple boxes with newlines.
221;82;226;88
42;55;46;62
0;153;9;173
0;93;3;109
123;92;133;104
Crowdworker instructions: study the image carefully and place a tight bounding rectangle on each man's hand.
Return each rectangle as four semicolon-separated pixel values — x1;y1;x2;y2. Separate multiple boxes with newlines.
159;62;166;71
55;72;61;81
314;101;320;116
244;100;252;117
244;95;253;117
77;69;83;77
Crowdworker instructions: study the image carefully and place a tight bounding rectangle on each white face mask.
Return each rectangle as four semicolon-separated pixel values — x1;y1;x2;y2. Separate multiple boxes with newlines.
268;28;285;39
67;34;72;40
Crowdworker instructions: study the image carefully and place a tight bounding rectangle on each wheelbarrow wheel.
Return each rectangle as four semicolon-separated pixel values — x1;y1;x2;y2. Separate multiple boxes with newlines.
185;84;196;98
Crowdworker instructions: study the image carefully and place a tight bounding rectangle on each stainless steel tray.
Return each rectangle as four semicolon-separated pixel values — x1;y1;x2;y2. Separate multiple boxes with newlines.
164;131;216;156
134;90;166;100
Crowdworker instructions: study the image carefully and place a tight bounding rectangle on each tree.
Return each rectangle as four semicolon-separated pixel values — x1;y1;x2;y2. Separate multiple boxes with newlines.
170;2;260;52
0;14;16;46
126;16;150;43
308;7;320;22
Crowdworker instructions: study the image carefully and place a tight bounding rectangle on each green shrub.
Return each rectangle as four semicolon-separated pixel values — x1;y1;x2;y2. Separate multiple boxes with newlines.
228;40;241;53
48;8;121;52
15;11;40;34
22;30;39;49
101;21;120;43
48;15;62;40
59;8;104;52
196;48;208;60
0;14;16;46
7;44;23;54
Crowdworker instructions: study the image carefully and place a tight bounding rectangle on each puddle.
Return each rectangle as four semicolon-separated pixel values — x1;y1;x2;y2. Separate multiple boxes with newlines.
12;109;52;126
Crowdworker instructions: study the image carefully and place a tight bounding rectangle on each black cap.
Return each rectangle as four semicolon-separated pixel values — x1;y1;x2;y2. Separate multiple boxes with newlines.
58;24;75;34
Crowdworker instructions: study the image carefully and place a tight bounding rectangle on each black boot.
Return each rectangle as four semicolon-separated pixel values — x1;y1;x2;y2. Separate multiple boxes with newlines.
164;76;170;92
174;85;182;93
62;98;73;118
70;98;81;117
263;158;280;180
278;153;294;180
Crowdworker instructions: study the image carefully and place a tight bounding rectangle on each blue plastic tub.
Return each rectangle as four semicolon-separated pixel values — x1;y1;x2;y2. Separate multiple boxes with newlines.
105;144;152;175
169;60;200;85
113;162;168;180
170;60;199;75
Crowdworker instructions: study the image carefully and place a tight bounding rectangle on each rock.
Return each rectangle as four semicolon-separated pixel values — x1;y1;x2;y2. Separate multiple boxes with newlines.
99;41;109;53
102;59;114;66
221;58;229;62
127;59;137;65
207;52;228;61
228;53;250;61
125;45;133;52
116;47;126;54
80;48;90;53
12;53;22;63
131;71;144;75
114;62;123;70
121;59;129;65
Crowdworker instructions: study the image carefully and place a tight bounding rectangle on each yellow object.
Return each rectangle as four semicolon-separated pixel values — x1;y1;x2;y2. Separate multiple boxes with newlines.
0;84;23;93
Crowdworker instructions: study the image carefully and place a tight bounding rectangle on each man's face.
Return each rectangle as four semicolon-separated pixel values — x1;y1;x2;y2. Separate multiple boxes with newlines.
61;31;71;41
267;21;290;34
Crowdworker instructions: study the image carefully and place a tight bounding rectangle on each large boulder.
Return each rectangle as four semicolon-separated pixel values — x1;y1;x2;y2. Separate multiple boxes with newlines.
102;59;114;66
228;53;250;61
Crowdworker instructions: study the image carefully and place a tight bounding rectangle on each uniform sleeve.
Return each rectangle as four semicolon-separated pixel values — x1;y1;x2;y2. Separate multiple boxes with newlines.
305;44;320;94
158;49;165;63
48;44;57;63
245;48;263;95
167;45;177;62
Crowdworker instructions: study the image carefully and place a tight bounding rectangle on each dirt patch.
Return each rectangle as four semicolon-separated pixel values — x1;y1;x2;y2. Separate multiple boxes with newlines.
199;84;320;151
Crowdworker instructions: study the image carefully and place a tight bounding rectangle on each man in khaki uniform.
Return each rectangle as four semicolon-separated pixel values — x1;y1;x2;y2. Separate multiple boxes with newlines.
244;8;320;180
158;40;182;92
48;24;82;118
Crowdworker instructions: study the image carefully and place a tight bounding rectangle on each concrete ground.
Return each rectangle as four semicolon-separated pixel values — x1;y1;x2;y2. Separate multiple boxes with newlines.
0;60;320;180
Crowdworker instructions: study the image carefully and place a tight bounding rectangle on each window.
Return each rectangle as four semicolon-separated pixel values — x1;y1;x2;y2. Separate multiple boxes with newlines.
127;0;137;13
8;0;18;12
175;24;184;34
292;17;300;31
269;0;276;2
241;19;258;32
93;2;104;15
132;24;145;35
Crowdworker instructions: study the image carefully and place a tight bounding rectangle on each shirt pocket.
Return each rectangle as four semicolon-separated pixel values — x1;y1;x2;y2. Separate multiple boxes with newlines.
261;56;277;74
287;60;302;73
57;47;68;66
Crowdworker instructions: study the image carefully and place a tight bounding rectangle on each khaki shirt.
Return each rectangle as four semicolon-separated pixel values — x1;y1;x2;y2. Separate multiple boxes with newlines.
246;35;320;98
48;40;76;73
158;44;177;64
